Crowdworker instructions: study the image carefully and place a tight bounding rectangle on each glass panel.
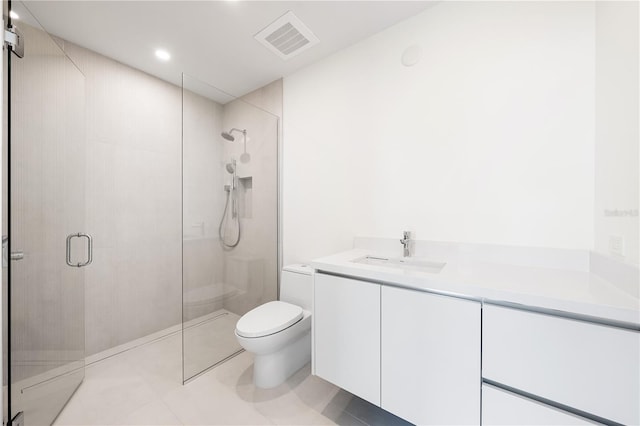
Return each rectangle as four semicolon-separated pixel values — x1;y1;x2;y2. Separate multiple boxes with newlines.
8;2;86;424
182;74;279;381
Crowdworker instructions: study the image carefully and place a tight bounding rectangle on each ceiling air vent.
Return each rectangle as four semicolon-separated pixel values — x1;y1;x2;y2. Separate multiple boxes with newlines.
254;11;319;60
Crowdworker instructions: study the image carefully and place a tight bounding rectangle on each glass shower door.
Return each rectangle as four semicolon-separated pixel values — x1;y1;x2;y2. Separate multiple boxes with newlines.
182;74;280;381
7;4;87;425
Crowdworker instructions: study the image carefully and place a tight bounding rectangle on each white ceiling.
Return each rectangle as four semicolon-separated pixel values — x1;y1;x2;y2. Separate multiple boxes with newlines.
17;1;432;103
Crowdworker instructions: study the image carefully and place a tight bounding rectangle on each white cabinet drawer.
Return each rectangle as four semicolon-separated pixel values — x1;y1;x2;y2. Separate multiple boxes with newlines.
483;305;640;425
313;273;380;405
482;385;596;425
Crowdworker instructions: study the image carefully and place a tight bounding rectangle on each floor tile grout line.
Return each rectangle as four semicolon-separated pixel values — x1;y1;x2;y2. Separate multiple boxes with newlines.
153;398;186;426
112;397;181;426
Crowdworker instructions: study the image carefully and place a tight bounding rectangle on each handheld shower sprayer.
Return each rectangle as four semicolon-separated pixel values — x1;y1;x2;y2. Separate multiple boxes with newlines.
219;159;240;248
225;160;236;190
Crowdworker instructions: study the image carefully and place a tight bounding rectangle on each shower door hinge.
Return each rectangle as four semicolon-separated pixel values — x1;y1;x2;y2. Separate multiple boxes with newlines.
4;24;24;58
10;412;24;426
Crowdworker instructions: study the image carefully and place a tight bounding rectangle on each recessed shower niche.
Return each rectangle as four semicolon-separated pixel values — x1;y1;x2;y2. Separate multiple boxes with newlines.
238;175;253;219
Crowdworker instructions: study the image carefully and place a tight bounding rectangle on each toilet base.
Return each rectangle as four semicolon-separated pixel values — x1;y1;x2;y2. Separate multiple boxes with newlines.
253;331;311;389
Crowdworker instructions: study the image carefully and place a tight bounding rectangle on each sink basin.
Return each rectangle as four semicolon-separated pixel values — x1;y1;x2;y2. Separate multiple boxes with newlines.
352;255;446;274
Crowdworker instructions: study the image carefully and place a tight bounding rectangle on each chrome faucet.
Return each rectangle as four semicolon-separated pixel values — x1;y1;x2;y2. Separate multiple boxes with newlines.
400;231;411;257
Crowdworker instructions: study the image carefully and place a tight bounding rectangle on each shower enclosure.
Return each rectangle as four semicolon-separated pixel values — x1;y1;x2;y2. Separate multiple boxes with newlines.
2;2;281;424
181;74;280;381
4;4;87;425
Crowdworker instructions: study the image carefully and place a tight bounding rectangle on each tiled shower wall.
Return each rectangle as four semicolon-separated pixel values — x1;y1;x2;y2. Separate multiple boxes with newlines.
11;23;281;357
181;78;281;378
182;83;225;321
182;79;282;322
221;80;281;317
62;41;184;355
62;43;282;355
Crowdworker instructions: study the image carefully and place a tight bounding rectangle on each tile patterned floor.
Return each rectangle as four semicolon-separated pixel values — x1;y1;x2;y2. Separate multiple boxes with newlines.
54;323;411;426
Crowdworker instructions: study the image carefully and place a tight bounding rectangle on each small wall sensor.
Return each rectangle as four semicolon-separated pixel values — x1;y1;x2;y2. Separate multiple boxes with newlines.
401;45;422;67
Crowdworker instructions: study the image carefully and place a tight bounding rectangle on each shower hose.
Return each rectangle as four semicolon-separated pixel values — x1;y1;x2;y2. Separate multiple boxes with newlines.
218;187;241;248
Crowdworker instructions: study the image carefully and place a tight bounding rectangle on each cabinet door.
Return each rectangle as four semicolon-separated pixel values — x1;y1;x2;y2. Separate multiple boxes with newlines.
381;286;481;425
314;273;380;405
482;385;596;425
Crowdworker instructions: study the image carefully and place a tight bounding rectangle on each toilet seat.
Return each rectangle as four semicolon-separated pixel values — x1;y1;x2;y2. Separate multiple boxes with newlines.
236;301;303;338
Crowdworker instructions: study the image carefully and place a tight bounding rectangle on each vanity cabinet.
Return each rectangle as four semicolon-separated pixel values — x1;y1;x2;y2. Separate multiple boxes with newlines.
313;273;381;405
313;272;481;423
313;270;639;425
381;286;480;425
483;305;640;425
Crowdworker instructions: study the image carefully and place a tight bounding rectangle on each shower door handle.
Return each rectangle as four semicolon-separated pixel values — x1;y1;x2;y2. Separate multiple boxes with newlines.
10;251;24;261
66;233;93;267
81;233;93;266
3;235;24;265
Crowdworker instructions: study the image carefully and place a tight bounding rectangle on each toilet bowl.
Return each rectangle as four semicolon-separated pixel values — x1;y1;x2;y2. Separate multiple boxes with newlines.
235;264;313;389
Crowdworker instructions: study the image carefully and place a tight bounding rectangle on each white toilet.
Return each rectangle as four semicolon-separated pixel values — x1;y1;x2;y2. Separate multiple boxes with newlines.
235;264;313;389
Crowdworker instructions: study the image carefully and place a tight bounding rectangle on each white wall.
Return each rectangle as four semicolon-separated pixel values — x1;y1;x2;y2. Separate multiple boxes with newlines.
283;1;596;264
594;2;639;265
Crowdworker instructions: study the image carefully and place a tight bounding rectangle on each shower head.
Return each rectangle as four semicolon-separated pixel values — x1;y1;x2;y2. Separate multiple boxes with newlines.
221;128;246;142
225;162;235;174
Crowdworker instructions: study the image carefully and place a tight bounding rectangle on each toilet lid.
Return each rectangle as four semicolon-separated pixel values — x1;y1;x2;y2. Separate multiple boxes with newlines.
236;301;303;338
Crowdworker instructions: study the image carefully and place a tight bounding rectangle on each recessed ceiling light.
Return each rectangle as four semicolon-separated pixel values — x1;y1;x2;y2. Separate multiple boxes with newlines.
9;10;19;20
155;49;171;61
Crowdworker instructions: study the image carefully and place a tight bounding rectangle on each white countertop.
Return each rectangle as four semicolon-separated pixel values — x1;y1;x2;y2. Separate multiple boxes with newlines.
311;248;640;326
